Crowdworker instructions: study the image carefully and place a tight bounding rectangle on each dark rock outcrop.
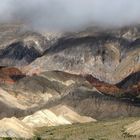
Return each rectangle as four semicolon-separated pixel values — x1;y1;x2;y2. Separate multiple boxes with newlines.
0;42;41;66
0;67;25;84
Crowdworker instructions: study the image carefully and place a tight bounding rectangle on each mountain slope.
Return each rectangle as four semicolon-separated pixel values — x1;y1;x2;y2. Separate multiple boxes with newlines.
24;26;140;84
0;23;50;66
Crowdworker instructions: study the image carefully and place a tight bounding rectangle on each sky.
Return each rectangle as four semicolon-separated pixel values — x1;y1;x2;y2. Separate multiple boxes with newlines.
1;0;140;31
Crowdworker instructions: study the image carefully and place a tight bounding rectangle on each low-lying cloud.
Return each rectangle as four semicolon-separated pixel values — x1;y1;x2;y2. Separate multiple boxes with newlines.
1;0;140;31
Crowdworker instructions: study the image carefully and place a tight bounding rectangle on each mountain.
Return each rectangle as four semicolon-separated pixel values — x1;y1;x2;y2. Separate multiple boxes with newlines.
0;24;139;139
0;23;48;66
24;26;140;85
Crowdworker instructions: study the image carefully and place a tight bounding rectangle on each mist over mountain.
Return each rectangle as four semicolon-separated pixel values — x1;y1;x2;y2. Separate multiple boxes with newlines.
1;0;140;31
0;1;140;139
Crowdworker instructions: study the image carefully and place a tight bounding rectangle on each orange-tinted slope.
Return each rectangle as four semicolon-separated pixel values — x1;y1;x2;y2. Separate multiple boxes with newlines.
85;73;140;97
0;67;25;84
85;74;123;95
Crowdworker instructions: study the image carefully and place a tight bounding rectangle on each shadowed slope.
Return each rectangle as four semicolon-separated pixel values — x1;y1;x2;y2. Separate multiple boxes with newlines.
25;27;140;84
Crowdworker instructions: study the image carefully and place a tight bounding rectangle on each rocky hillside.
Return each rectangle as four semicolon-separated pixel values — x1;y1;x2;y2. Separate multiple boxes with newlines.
25;26;140;85
0;24;139;139
0;23;51;66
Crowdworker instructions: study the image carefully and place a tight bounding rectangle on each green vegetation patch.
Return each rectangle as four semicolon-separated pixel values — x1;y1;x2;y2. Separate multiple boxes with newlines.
35;117;140;140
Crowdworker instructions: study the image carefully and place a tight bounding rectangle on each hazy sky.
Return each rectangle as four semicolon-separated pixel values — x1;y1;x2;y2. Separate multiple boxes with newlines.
1;0;140;31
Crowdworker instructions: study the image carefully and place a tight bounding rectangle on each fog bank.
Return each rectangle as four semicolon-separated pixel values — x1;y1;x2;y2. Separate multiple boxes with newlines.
1;0;140;31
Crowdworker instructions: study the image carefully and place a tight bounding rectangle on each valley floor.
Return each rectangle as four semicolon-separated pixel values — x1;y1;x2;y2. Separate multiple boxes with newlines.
35;117;140;140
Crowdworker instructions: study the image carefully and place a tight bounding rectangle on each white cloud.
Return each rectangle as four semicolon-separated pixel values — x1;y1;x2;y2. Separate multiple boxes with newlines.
0;0;140;31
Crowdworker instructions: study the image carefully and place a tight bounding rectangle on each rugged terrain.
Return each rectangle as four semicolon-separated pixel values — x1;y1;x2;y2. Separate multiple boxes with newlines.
0;23;139;139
